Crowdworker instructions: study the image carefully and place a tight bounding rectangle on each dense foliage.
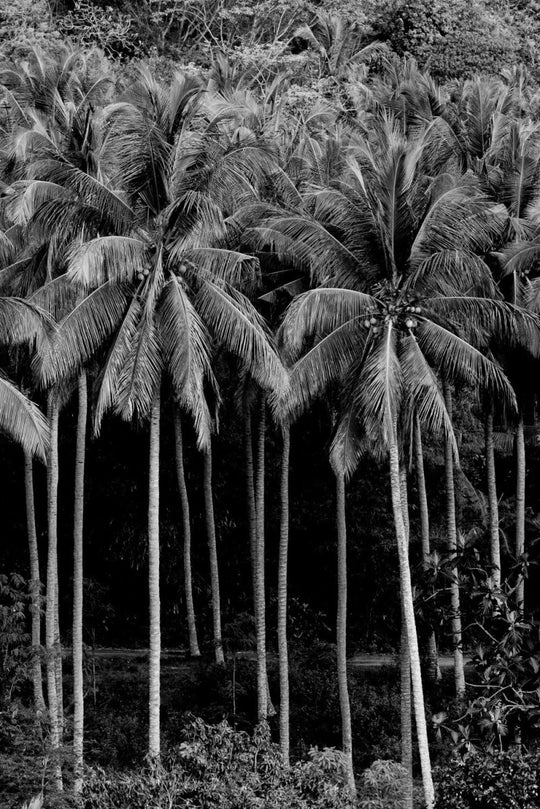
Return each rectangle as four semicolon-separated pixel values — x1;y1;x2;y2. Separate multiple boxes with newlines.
4;1;540;807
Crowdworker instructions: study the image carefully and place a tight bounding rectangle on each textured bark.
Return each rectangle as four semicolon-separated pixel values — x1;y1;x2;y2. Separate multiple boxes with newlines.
277;425;290;765
46;392;62;790
443;383;466;700
414;417;440;683
203;442;224;665
244;396;257;603
173;412;200;658
515;414;526;611
335;470;355;794
24;449;45;713
485;405;501;587
254;394;268;719
73;372;87;792
400;471;413;809
148;389;161;758
389;427;434;809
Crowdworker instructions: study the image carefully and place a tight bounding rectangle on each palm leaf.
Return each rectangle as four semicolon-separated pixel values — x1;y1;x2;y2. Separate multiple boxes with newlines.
67;236;147;286
0;373;48;460
195;279;287;396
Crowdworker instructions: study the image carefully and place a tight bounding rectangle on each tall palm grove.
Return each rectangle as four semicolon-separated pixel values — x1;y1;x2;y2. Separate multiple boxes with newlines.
3;31;540;809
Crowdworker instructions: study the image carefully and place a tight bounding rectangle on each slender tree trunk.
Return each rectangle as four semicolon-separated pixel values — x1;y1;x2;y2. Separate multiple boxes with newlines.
443;383;466;700
414;416;440;683
24;449;46;713
203;441;224;665
400;470;413;809
485;404;501;587
244;394;257;603
335;469;355;794
73;371;87;792
277;424;290;765
515;414;526;611
254;393;268;719
148;388;161;758
173;412;200;658
389;425;434;809
46;391;62;790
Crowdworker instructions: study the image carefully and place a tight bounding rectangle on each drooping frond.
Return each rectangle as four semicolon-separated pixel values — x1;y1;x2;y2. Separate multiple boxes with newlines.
0;373;48;460
415;318;517;409
113;306;162;422
36;283;132;387
279;287;376;361
93;295;143;431
407;251;499;298
5;180;70;226
426;296;540;356
176;247;261;292
67;236;146;286
157;276;215;449
399;331;458;459
409;185;507;269
195;279;288;397
0;296;52;347
283;319;365;421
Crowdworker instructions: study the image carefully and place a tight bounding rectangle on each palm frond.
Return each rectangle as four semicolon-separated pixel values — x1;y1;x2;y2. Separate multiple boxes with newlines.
279;287;376;361
67;236;146;286
281;319;365;421
36;283;131;387
157;277;215;449
195;280;288;396
415;318;517;409
0;373;48;460
93;295;143;431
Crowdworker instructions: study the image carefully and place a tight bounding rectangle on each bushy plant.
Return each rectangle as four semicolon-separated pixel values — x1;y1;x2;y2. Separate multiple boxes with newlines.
82;718;356;809
434;752;540;808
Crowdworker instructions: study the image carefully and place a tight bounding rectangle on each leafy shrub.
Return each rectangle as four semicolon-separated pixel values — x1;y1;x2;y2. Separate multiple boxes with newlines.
372;0;521;80
434;752;540;808
82;718;356;809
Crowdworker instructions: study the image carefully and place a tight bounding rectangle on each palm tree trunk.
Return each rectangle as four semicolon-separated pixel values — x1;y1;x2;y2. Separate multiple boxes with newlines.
46;391;62;790
173;411;200;658
73;371;87;792
203;441;224;665
335;469;355;794
148;387;161;758
443;383;466;700
400;470;413;809
278;424;290;764
24;448;45;713
414;416;440;683
485;404;501;587
244;393;257;603
388;424;434;809
254;393;268;719
515;414;526;611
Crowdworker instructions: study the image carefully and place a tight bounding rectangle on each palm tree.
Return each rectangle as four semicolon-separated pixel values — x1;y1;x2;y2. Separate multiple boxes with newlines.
442;381;466;699
173;411;200;658
277;421;290;763
334;466;355;794
23;447;46;713
50;68;287;754
260;117;530;808
413;414;440;682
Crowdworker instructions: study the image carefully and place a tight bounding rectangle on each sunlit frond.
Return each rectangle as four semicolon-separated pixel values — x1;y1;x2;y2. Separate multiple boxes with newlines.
0;373;49;460
157;277;215;449
279;287;376;361
415;318;516;409
37;283;131;387
67;236;146;286
195;280;288;396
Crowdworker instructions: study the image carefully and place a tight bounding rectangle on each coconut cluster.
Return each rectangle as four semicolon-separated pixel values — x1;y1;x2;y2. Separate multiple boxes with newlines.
362;302;423;335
